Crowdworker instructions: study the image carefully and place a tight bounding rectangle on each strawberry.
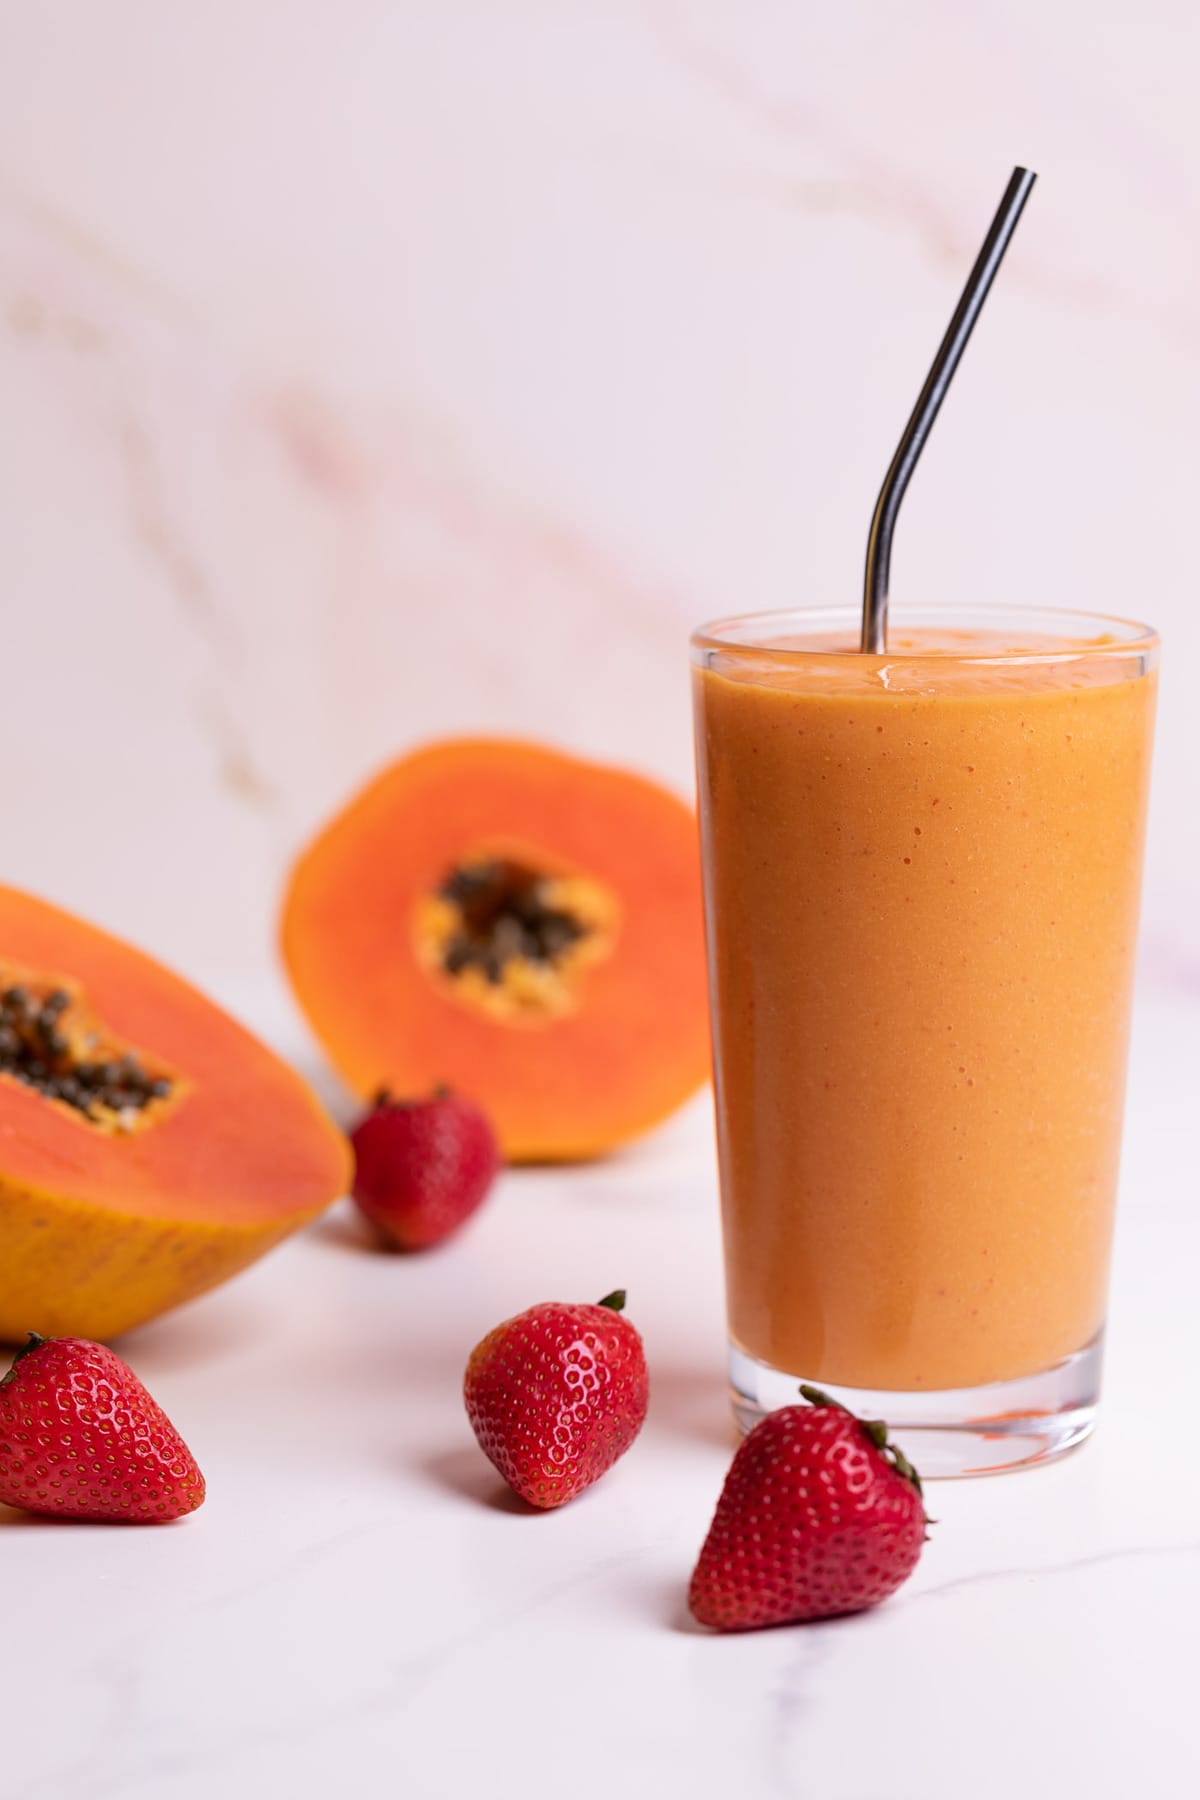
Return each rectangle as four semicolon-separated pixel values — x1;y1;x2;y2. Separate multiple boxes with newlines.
0;1333;205;1524
351;1086;499;1250
688;1385;928;1630
464;1290;648;1508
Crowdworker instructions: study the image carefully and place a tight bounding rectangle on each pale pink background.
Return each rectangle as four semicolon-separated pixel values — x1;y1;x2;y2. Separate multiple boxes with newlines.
1;1;1194;995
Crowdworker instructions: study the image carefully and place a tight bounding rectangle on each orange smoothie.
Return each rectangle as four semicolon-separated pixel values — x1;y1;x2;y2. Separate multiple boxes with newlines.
692;612;1158;1394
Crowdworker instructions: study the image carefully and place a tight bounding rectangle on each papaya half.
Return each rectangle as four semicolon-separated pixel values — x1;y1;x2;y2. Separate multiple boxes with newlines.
0;887;350;1344
281;738;710;1161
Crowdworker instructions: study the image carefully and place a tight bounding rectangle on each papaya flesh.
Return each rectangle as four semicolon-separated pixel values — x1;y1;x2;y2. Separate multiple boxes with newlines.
281;738;711;1161
0;887;350;1343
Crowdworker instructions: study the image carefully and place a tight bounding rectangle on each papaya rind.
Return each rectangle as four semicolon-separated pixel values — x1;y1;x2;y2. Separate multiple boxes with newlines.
0;1173;328;1344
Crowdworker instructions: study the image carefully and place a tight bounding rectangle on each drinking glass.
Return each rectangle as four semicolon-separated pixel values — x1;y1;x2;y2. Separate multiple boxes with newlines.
691;604;1158;1475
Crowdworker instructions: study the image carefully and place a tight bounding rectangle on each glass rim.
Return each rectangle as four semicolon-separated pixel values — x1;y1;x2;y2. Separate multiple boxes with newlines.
690;602;1160;669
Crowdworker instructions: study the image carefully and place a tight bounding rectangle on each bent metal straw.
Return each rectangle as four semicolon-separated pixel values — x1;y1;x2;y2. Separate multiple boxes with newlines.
861;166;1037;654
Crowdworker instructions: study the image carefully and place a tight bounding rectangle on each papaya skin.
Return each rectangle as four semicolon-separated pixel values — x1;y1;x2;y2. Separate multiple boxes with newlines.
281;738;712;1162
0;886;351;1344
0;1178;322;1344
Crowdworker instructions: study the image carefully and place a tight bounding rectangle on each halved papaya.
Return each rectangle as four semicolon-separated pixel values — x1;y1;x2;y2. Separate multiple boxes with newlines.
0;887;350;1343
281;739;710;1161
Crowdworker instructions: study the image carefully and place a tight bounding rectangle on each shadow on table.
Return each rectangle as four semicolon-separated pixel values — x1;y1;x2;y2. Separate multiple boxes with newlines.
118;1291;270;1375
642;1568;879;1639
0;1506;49;1529
646;1360;740;1452
0;1503;196;1531
418;1444;541;1515
309;1203;379;1255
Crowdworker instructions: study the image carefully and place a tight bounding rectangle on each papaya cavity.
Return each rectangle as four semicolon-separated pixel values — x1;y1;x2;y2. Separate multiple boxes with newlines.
0;965;180;1136
413;851;620;1024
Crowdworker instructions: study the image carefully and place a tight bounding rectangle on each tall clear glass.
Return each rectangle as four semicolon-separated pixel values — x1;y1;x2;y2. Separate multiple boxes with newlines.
691;605;1159;1475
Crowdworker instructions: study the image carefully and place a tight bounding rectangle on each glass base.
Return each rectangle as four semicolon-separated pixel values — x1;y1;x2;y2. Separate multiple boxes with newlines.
728;1333;1103;1478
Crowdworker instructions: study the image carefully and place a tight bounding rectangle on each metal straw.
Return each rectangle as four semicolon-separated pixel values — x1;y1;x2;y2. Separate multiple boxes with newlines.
861;166;1037;654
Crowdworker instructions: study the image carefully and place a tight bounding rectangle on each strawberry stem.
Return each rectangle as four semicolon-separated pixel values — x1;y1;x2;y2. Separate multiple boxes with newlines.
597;1290;627;1312
799;1382;926;1502
800;1383;844;1411
372;1084;452;1109
888;1442;924;1498
0;1332;46;1389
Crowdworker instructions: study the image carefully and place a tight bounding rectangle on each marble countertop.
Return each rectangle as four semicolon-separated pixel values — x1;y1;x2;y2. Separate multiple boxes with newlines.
3;978;1197;1800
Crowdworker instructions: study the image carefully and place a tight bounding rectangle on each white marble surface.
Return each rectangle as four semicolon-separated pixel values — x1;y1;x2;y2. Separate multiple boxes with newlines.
3;976;1198;1800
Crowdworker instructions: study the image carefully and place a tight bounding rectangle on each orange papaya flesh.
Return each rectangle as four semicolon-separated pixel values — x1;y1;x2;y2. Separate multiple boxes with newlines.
281;738;711;1162
0;887;350;1343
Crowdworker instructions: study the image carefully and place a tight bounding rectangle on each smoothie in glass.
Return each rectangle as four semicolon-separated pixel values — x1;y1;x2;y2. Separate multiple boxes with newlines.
691;606;1158;1472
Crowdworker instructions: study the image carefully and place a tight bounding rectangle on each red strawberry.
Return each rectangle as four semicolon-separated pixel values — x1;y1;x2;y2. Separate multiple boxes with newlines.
351;1087;499;1250
0;1333;205;1524
688;1385;928;1630
464;1290;648;1508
